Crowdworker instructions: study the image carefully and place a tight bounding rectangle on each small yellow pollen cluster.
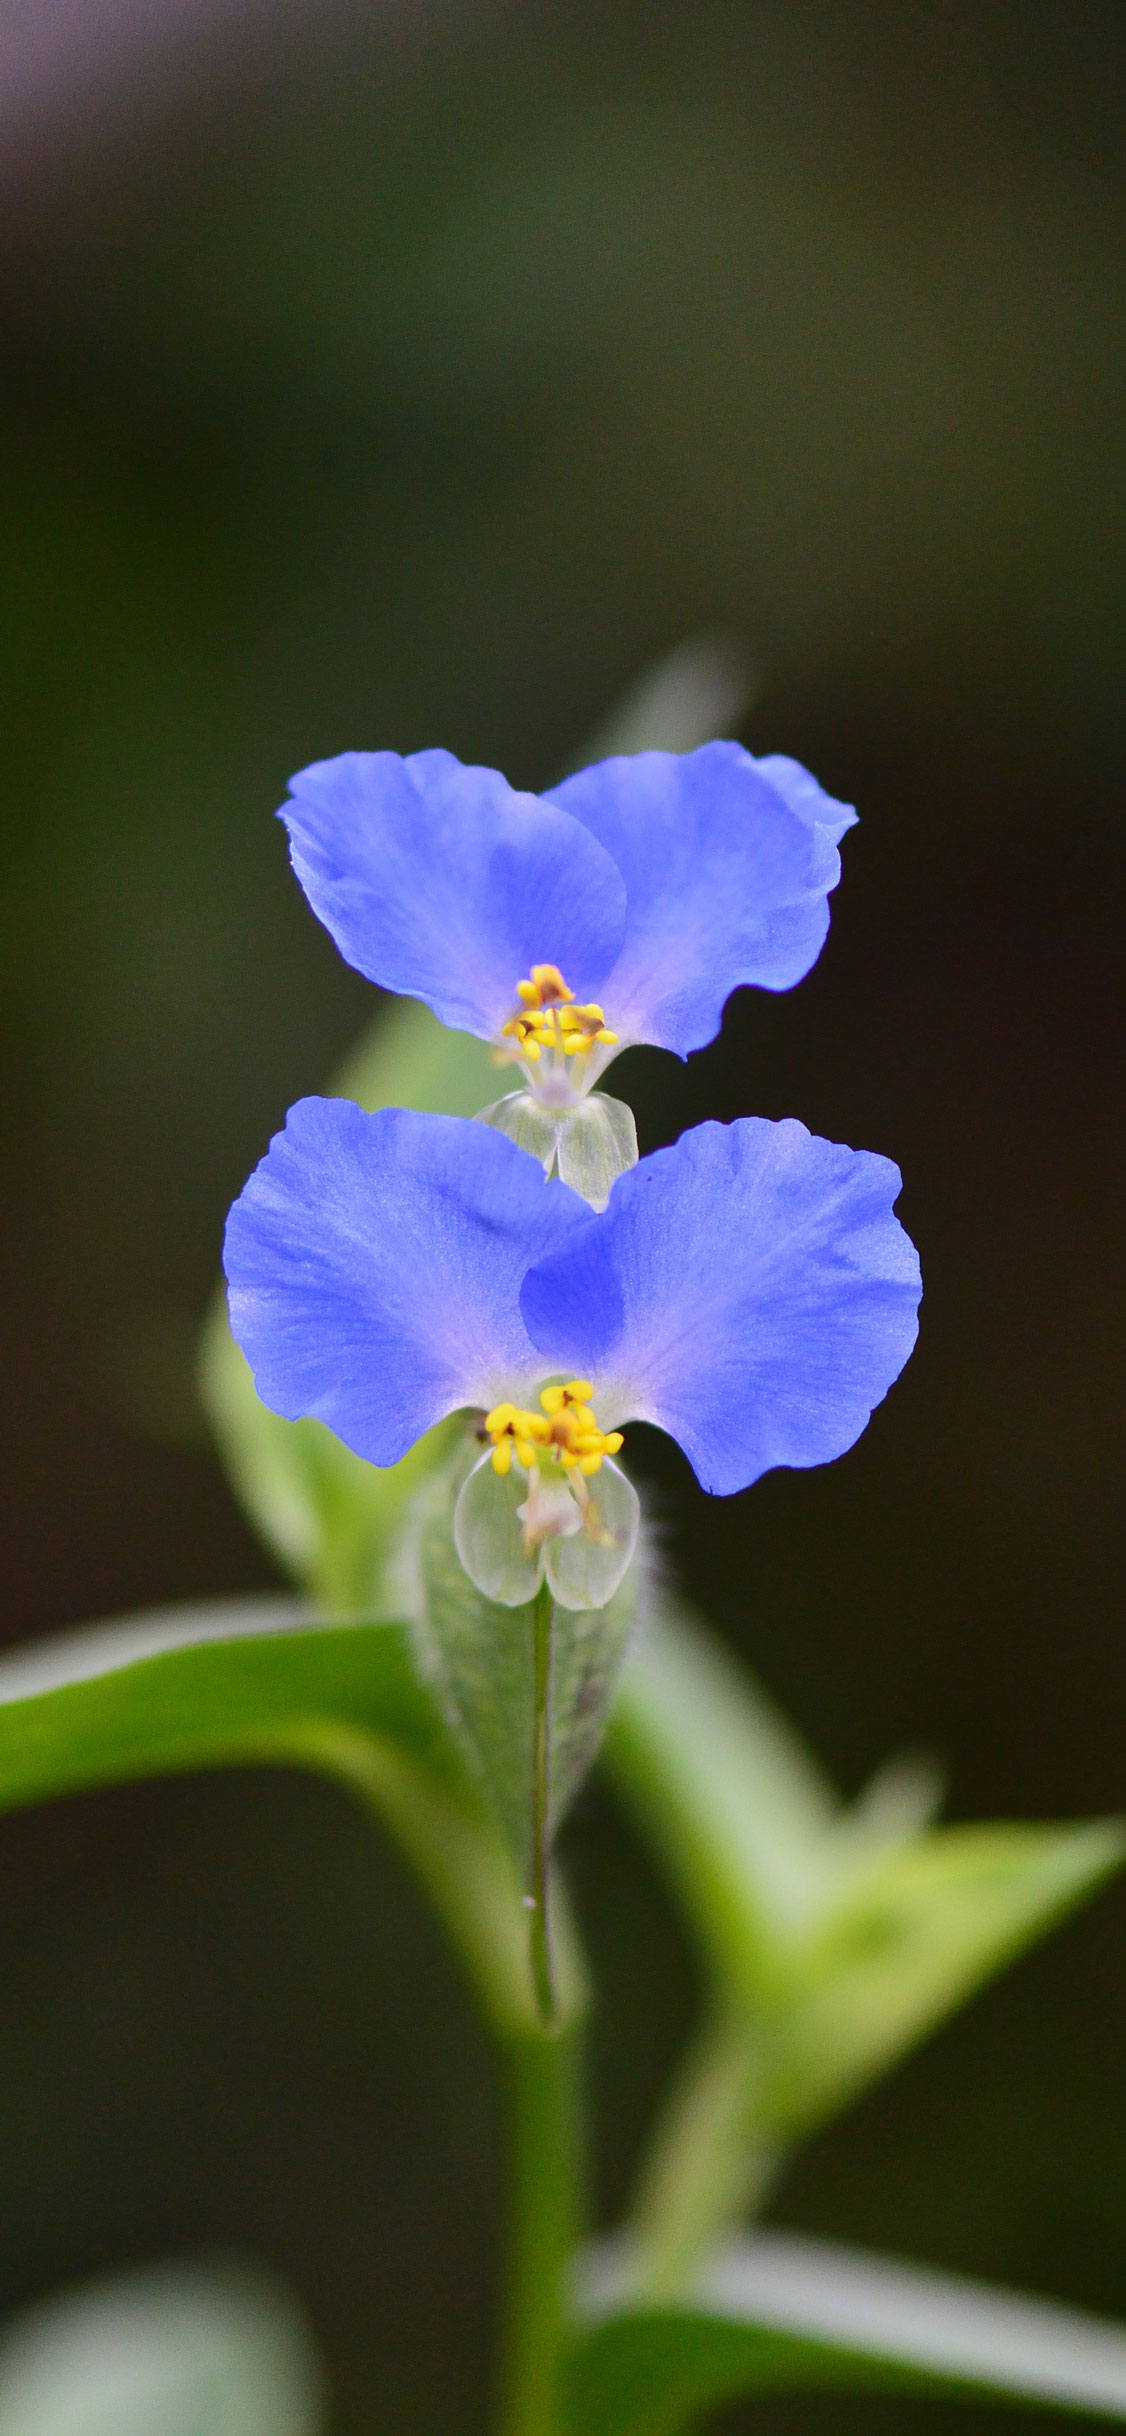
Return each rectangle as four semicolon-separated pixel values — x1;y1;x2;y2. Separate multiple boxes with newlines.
485;1380;624;1478
501;964;618;1062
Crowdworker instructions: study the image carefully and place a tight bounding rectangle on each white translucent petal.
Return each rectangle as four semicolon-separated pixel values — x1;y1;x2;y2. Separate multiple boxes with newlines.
475;1090;638;1210
544;1458;640;1612
553;1094;638;1210
474;1091;562;1173
453;1451;543;1608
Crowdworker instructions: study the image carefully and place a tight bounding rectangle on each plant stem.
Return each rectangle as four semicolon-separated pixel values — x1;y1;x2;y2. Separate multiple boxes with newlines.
497;2017;583;2436
529;1579;555;2026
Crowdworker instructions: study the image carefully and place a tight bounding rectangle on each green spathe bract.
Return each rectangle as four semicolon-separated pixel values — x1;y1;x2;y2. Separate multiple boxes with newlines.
402;1449;643;1876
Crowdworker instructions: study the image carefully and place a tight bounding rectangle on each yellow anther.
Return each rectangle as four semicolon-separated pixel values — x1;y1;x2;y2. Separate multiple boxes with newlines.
529;964;573;1005
540;1380;593;1412
484;1400;550;1472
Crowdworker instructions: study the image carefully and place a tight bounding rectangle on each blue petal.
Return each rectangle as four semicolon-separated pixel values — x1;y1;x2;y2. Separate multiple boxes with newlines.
520;1117;920;1495
224;1100;591;1466
545;742;856;1055
281;749;627;1040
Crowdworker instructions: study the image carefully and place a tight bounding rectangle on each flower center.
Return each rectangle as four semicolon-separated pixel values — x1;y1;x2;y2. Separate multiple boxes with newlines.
484;1379;623;1478
500;964;618;1065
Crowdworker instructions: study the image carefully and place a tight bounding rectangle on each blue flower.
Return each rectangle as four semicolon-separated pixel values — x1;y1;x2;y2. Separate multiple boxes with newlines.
279;743;855;1095
224;1103;919;1605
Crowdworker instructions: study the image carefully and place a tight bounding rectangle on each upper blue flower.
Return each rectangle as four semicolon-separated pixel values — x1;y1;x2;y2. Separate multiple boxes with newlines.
279;742;856;1090
224;1101;919;1502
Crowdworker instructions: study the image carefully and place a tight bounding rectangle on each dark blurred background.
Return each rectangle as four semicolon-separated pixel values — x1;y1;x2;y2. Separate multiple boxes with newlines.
0;2;1123;2428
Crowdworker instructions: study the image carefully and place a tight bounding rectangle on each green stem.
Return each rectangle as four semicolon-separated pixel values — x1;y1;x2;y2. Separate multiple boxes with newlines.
628;2005;784;2299
497;2019;583;2436
530;1580;556;2026
268;1717;587;2434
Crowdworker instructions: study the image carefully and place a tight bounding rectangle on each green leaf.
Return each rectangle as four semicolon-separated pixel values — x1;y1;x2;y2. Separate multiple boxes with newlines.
609;1607;1123;2115
0;2259;323;2436
568;2230;1126;2435
200;997;496;1609
0;1595;443;1802
761;1816;1126;2134
608;1605;1123;2284
0;1596;584;2037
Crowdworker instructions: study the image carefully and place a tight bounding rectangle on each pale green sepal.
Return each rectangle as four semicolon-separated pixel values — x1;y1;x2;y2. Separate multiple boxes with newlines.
476;1089;638;1210
454;1451;547;1607
405;1453;643;1872
545;1459;641;1610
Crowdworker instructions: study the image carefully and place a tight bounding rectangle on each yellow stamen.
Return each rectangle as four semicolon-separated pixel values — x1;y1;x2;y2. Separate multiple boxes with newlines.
498;963;618;1065
481;1381;623;1479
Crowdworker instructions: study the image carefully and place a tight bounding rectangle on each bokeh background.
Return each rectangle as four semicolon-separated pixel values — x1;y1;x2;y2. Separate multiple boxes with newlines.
0;2;1123;2428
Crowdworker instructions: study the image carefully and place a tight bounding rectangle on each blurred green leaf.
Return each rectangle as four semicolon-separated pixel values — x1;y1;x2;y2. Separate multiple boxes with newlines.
199;1309;459;1614
0;1594;443;1802
568;2229;1126;2434
762;1816;1125;2134
0;2260;324;2436
333;989;494;1120
611;1607;1123;2125
0;1596;583;2036
555;635;756;771
609;1605;1123;2279
606;1602;844;1993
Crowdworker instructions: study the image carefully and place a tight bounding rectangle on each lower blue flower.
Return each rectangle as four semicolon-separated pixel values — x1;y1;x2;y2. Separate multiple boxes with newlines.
224;1105;920;1605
